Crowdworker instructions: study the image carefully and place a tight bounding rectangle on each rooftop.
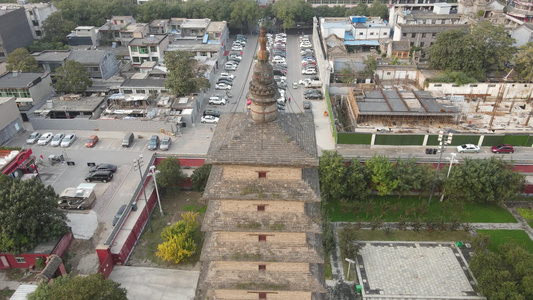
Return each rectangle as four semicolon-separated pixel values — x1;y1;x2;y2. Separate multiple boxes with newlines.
166;41;221;52
121;78;165;88
40;95;105;112
206;21;226;33
32;50;71;62
0;72;44;89
69;49;107;65
181;18;210;28
129;34;168;46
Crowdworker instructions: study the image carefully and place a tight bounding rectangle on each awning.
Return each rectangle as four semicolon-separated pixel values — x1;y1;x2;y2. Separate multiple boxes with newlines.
223;50;230;56
202;33;209;44
344;40;380;46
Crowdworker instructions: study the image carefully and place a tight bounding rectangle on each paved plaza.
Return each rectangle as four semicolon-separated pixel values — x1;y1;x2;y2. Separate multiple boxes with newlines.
355;242;486;300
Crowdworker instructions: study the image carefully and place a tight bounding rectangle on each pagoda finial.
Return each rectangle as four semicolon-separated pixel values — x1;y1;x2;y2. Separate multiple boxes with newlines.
257;20;269;63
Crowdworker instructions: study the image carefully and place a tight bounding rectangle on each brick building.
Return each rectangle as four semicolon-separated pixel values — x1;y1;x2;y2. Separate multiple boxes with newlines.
195;26;326;299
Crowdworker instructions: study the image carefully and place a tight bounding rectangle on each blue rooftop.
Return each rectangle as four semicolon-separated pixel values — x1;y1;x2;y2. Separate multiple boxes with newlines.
344;40;380;46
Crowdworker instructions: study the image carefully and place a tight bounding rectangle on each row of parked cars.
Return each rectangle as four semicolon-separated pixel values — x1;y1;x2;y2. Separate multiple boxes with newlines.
267;33;288;78
300;36;317;75
27;132;99;148
215;72;236;91
224;35;247;72
455;144;516;154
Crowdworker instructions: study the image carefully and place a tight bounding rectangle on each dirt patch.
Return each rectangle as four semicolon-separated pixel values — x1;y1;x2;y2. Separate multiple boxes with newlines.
127;190;206;270
63;222;108;275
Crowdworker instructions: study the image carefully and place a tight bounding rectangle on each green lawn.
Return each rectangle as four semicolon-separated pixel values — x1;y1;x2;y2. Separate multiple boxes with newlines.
477;230;533;254
351;229;472;242
325;196;517;223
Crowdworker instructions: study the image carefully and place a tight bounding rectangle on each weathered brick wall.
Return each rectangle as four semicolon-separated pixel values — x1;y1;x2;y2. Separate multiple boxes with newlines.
215;261;309;272
222;165;301;180
214;290;310;299
217;232;306;243
221;200;304;213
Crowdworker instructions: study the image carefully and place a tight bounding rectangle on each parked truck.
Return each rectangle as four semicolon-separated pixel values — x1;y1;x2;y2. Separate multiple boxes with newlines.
58;187;96;210
304;80;323;88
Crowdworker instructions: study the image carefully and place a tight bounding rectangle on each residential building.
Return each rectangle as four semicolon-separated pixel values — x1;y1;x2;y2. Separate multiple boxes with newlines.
23;2;58;40
149;19;171;34
98;16;141;46
319;16;389;53
179;18;210;38
169;18;186;34
205;21;229;46
507;0;533;22
511;23;533;47
0;7;33;63
0;97;24;145
66;26;98;47
195;26;326;299
119;77;167;95
128;34;169;66
392;3;469;48
32;49;120;79
0;72;54;118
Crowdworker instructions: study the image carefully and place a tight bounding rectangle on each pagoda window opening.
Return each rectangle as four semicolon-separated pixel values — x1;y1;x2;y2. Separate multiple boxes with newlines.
259;292;267;299
259;264;266;271
258;171;267;178
257;205;265;211
258;235;267;242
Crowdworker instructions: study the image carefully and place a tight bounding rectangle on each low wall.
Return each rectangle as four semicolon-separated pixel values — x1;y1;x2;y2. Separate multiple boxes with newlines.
29;116;174;133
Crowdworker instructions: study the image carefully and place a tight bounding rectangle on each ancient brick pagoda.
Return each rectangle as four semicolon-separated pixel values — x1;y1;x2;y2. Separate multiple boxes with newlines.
195;24;326;299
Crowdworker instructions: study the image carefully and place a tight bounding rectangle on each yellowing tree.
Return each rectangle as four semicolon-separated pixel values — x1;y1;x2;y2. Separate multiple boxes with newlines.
156;212;199;264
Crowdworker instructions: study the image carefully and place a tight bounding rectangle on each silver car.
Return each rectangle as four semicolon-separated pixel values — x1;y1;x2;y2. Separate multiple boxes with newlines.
50;133;65;147
456;144;480;153
61;134;76;147
26;132;41;144
160;137;172;151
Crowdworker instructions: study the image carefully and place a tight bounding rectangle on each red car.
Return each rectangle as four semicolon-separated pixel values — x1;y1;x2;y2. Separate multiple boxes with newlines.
491;144;514;154
85;135;99;147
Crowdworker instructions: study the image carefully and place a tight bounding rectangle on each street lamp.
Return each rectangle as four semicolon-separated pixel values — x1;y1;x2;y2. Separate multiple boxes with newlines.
149;165;163;216
440;153;458;202
345;258;355;280
133;154;153;233
428;131;453;206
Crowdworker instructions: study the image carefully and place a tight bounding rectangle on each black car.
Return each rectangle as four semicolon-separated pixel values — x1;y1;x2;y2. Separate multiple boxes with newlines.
305;89;322;95
203;109;221;117
85;170;113;183
112;204;127;226
217;79;233;85
89;163;118;173
148;135;160;151
278;103;285;110
305;93;322;100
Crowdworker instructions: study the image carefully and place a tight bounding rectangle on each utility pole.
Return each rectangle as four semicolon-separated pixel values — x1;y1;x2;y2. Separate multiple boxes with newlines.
429;131;453;206
133;155;153;233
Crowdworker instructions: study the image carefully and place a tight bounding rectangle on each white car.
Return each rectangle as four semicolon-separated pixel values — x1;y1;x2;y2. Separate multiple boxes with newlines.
212;93;229;100
231;45;243;51
26;132;41;144
220;73;235;80
302;68;317;75
61;134;76;147
300;43;312;48
201;115;220;124
457;144;481;153
228;55;242;60
272;58;286;64
37;132;53;146
215;83;232;90
209;98;227;105
50;133;65;147
225;65;237;71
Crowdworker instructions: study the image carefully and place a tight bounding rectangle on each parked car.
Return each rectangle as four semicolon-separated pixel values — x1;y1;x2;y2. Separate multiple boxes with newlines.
201;115;220;124
491;144;514;154
456;144;480;153
148;135;160;151
85;135;99;147
60;134;76;147
212;93;228;100
278;103;285;110
37;132;53;146
160;137;172;151
305;93;322;100
302;68;317;75
224;64;237;71
203;109;221;117
209;97;227;105
305;89;322;96
26;132;41;144
85;170;113;183
58;187;96;210
217;79;233;86
112;204;127;226
50;133;65;147
89;163;118;173
303;101;312;110
231;45;243;51
220;72;236;80
215;83;232;90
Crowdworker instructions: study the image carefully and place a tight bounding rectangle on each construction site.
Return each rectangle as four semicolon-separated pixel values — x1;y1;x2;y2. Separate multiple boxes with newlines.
330;84;533;135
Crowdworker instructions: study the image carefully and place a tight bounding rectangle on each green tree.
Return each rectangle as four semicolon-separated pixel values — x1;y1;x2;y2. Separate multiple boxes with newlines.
272;0;314;31
28;273;127;300
28;41;70;52
191;164;212;192
318;150;348;201
155;157;185;190
0;176;67;254
6;48;40;73
429;22;516;80
368;1;389;20
344;158;370;201
443;157;525;203
156;212;198;264
164;50;210;96
340;64;356;85
514;42;533;82
393;157;420;199
229;0;261;33
366;155;399;196
362;55;377;79
53;60;92;94
136;0;181;23
41;11;77;44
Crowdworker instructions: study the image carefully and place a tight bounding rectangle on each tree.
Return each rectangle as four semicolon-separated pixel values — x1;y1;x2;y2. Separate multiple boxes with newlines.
366;155;399;196
156;212;199;264
272;0;314;31
344;158;371;201
345;4;368;16
0;176;67;254
41;12;77;44
393;157;420;199
318;150;348;201
28;41;70;52
28;273;127;300
339;64;356;85
53;60;92;94
362;55;377;79
191;164;212;192
514;42;533;82
229;0;261;33
368;1;389;20
428;22;516;80
443;157;525;203
164;50;210;96
6;48;40;73
155;157;185;190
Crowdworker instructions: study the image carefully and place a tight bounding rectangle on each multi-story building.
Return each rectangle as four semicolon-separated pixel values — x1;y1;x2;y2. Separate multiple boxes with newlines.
0;7;33;62
392;3;469;48
98;16;143;46
507;0;533;22
23;2;57;40
128;34;169;66
0;72;54;118
66;26;98;47
149;19;171;34
195;26;326;300
179;18;210;38
511;23;533;47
